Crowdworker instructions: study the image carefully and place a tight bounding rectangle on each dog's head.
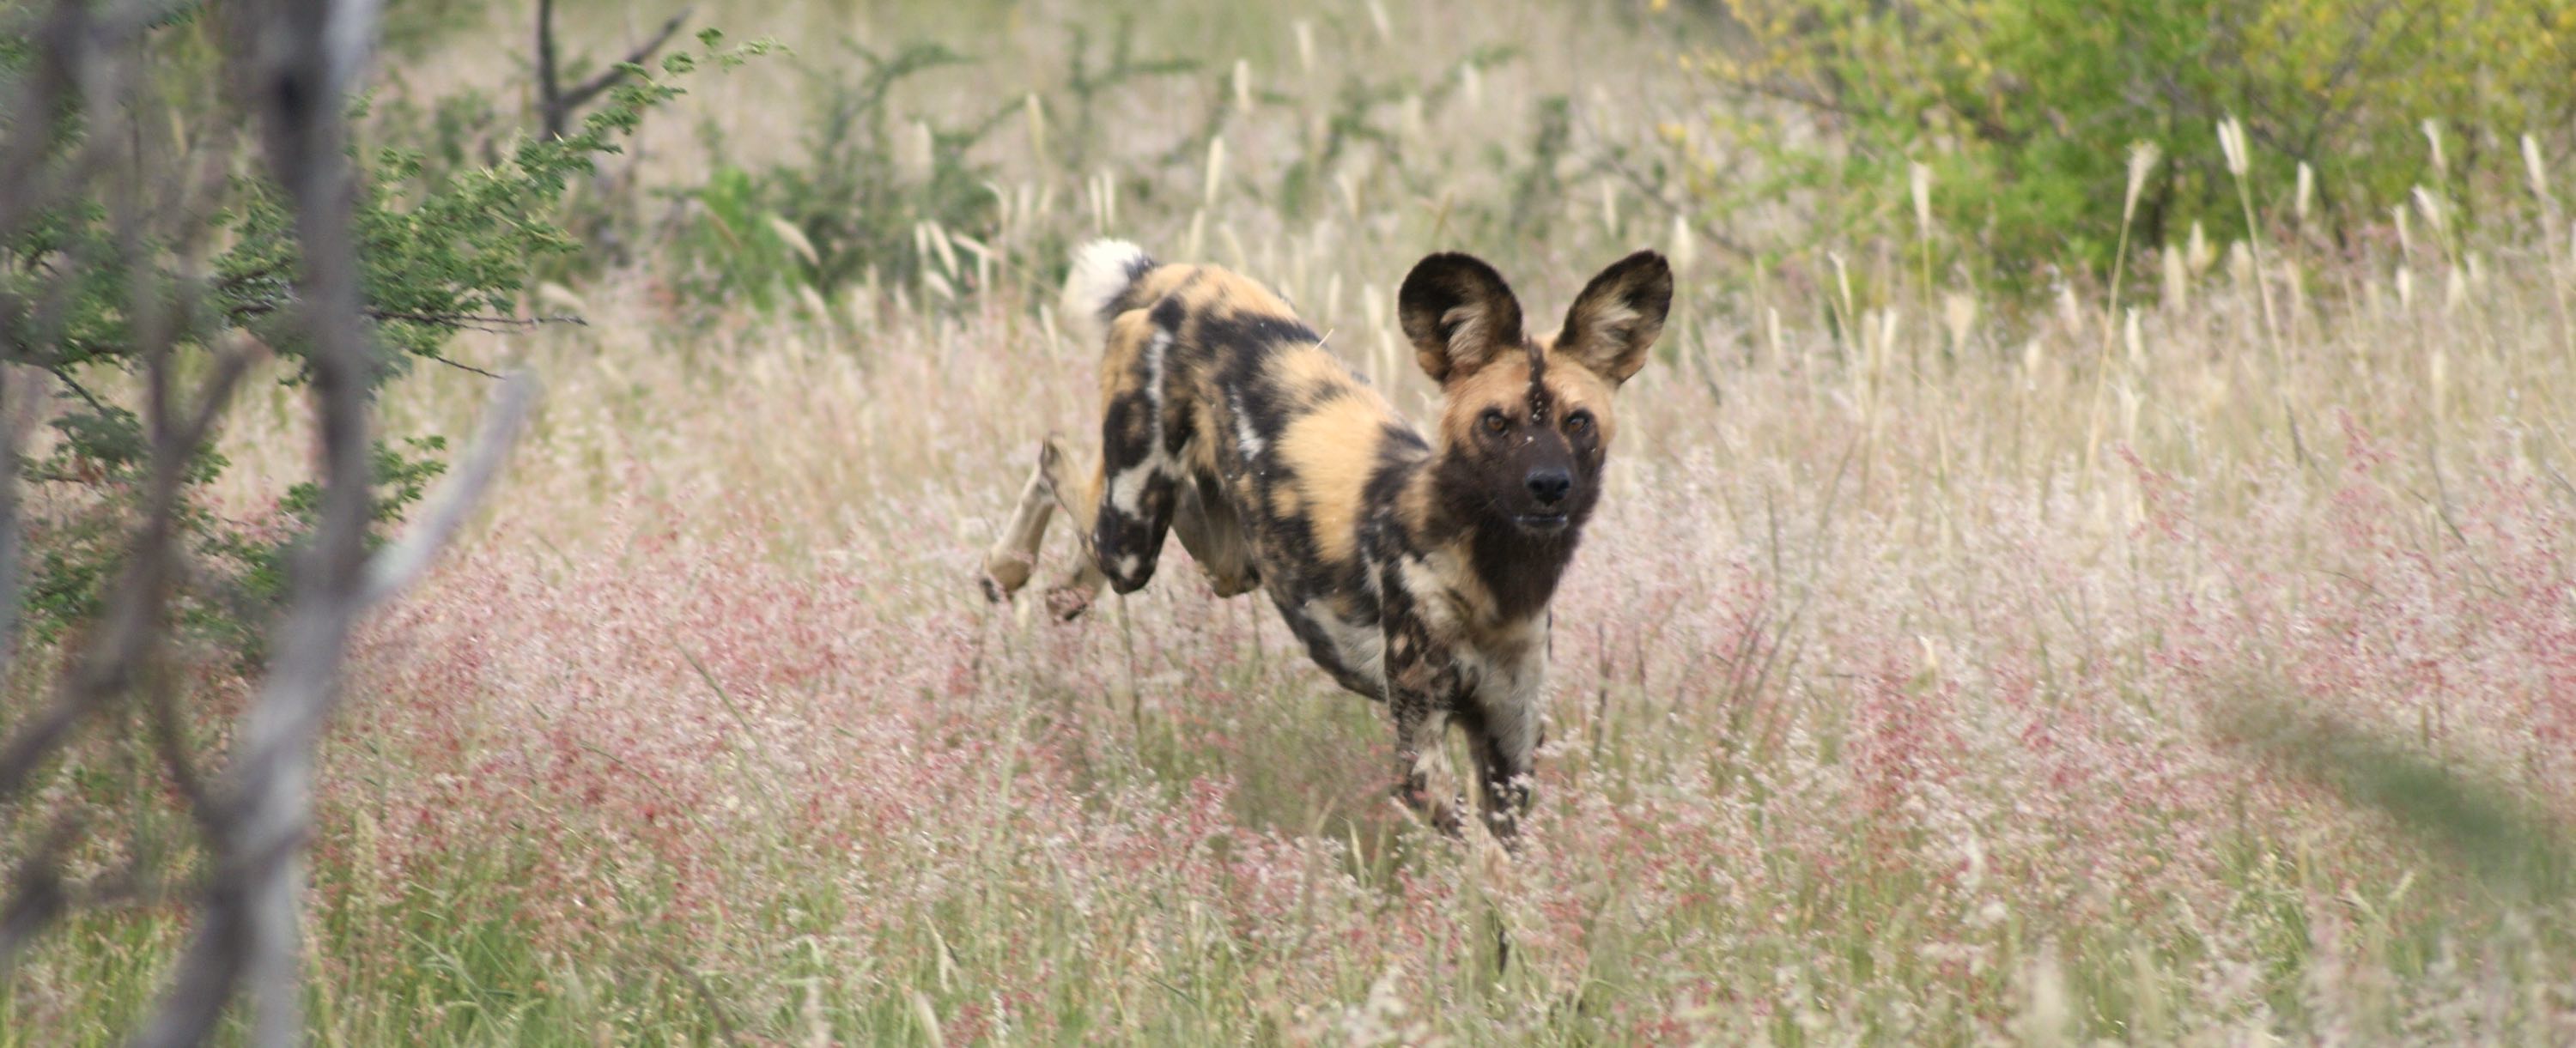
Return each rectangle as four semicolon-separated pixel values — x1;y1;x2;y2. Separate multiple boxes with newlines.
1398;250;1672;540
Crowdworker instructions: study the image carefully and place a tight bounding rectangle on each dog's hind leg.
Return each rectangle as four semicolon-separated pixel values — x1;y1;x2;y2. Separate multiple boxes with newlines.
1039;435;1111;620
981;439;1063;603
1170;473;1260;597
1072;384;1185;603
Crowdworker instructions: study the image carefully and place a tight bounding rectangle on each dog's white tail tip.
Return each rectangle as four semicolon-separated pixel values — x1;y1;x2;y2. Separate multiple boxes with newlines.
1061;239;1155;347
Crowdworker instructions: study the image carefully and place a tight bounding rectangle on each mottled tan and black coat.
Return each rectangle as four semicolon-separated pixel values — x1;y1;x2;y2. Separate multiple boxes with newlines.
983;241;1672;844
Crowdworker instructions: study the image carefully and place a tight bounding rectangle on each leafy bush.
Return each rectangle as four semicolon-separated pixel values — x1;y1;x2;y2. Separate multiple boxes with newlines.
5;21;752;665
1697;0;2576;286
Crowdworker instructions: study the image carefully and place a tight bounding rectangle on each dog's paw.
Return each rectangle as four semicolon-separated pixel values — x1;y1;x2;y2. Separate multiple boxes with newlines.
1045;584;1096;621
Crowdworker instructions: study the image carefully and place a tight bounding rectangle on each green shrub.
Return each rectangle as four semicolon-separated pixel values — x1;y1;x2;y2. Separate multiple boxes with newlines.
1697;0;2576;287
5;21;754;666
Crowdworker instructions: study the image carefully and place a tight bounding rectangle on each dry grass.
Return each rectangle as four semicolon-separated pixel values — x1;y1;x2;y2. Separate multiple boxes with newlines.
9;0;2576;1042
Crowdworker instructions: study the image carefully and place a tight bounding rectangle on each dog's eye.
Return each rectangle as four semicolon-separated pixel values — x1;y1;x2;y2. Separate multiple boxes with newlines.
1564;411;1593;435
1480;409;1510;435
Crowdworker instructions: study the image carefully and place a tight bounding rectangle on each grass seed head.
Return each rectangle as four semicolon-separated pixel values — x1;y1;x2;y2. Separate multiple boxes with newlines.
2217;116;2249;178
2524;133;2551;201
1911;160;1935;237
2123;141;2160;223
1203;136;1227;209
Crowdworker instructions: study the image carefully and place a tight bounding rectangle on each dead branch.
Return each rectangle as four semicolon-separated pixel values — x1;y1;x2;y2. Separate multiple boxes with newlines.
130;6;546;1038
0;361;27;667
0;815;79;981
0;345;252;805
135;0;382;1041
1;4;541;1041
359;373;538;606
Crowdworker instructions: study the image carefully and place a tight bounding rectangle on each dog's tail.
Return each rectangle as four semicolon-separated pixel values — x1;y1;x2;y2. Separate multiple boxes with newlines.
1060;239;1156;348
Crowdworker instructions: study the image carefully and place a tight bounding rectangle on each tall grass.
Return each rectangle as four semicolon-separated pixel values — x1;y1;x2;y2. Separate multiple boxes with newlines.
9;0;2576;1042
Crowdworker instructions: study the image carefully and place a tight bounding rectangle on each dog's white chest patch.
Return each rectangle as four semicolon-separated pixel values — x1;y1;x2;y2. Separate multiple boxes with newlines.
1287;598;1383;687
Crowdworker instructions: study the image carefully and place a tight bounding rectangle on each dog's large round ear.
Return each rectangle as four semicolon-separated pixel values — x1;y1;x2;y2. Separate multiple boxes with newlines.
1556;251;1673;385
1399;252;1525;385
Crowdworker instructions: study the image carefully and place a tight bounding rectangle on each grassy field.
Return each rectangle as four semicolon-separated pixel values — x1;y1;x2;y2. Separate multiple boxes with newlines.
9;0;2576;1042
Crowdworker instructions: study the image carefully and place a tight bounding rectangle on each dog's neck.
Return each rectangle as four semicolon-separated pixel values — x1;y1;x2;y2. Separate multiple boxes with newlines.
1403;446;1586;626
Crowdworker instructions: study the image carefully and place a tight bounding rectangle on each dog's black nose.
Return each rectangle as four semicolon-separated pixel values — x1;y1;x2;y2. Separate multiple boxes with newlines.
1525;467;1572;506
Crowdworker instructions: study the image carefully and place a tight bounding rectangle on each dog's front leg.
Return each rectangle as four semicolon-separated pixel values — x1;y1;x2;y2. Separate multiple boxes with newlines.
1388;695;1461;837
1383;621;1466;837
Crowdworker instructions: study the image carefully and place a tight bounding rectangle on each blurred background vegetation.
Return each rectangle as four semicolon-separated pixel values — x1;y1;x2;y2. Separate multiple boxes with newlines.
1698;0;2575;287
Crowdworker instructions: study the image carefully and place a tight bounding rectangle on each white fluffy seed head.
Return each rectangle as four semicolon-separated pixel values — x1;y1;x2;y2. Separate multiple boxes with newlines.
2525;134;2551;201
1941;292;1976;348
2123;142;2159;222
1203;136;1227;208
1910;161;1934;237
2411;185;2445;235
2216;116;2249;178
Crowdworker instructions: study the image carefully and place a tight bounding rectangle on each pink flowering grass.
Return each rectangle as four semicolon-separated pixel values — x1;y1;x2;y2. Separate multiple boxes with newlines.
45;260;2537;1041
15;247;2576;1043
9;0;2576;1041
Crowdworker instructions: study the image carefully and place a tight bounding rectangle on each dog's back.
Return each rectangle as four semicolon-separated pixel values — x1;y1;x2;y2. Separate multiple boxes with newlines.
1060;242;1428;695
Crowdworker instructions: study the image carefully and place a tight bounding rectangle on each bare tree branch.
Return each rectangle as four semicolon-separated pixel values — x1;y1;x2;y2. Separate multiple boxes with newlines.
537;0;693;139
0;815;79;980
359;373;538;606
559;9;693;114
0;346;252;805
0;364;27;668
130;4;544;1040
3;4;538;1040
135;1;385;1042
535;0;562;136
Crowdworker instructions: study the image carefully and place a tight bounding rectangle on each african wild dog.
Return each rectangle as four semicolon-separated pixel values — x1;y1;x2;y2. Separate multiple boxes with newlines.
981;240;1671;845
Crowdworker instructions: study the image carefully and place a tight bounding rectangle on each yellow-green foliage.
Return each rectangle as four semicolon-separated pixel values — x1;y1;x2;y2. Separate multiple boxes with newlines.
1693;0;2575;286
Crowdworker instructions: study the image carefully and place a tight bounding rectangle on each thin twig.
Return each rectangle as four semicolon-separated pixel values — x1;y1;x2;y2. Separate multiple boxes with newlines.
370;309;587;330
426;352;505;379
231;295;589;331
559;9;694;113
44;365;112;415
